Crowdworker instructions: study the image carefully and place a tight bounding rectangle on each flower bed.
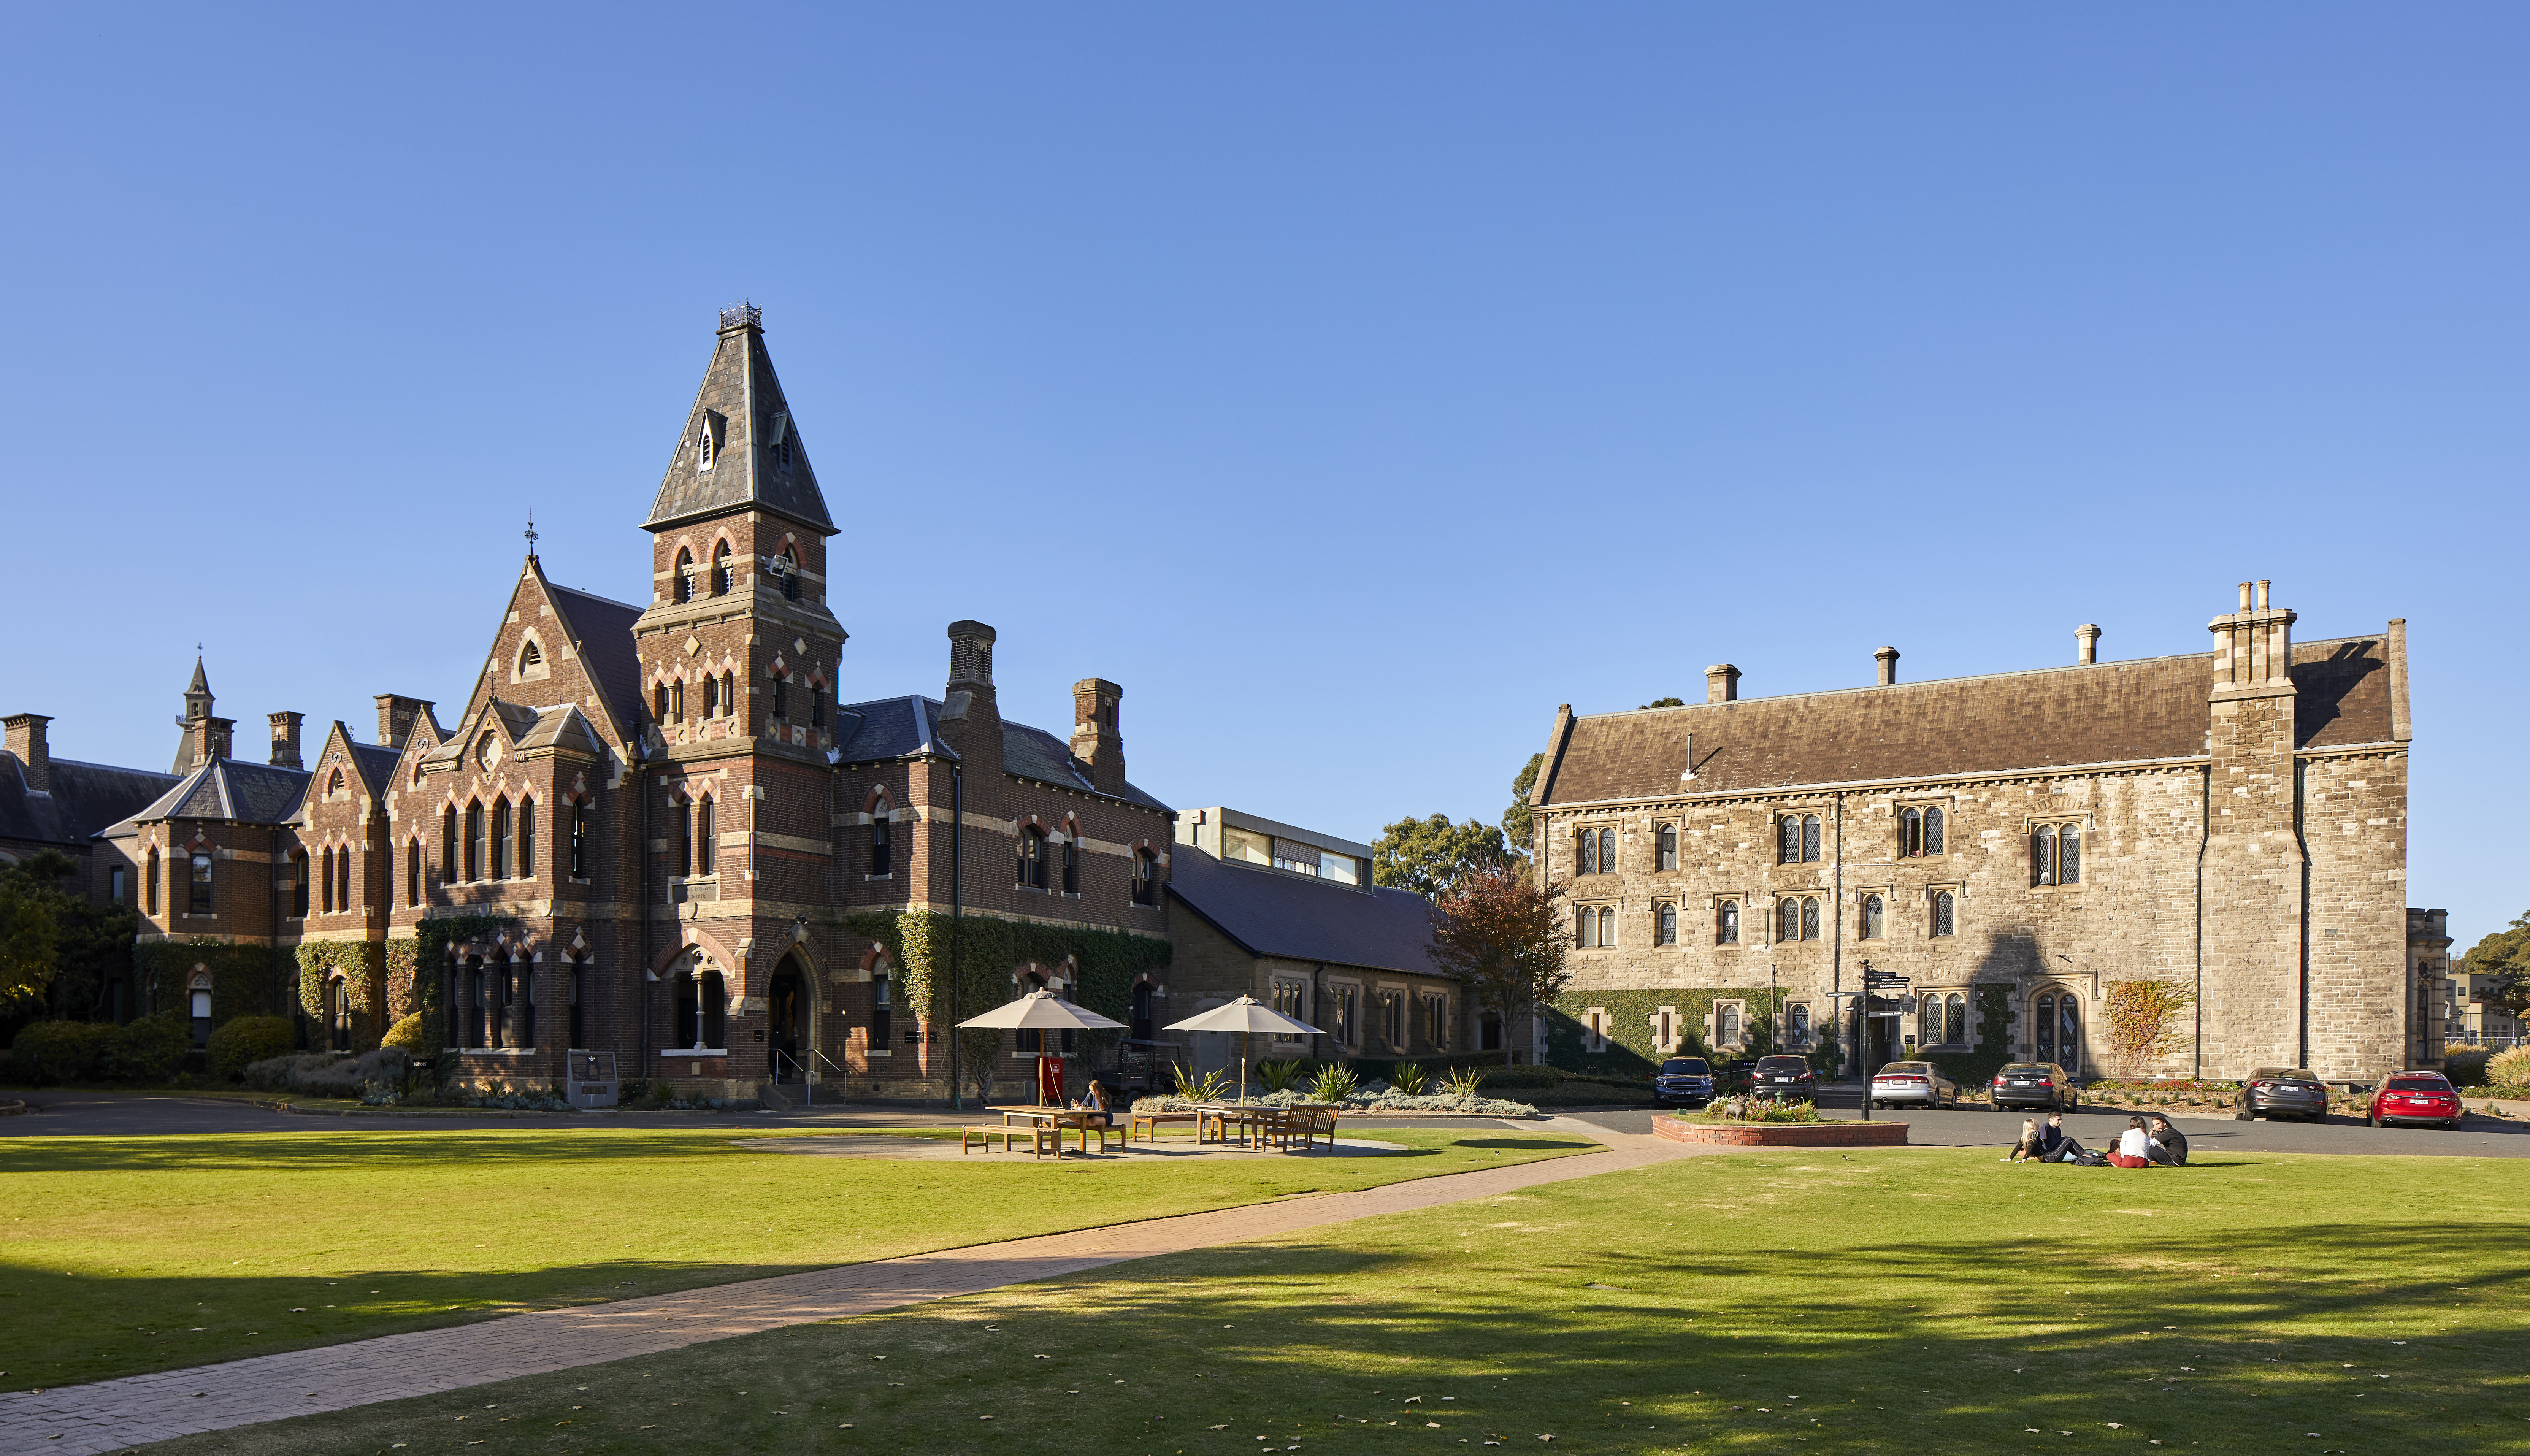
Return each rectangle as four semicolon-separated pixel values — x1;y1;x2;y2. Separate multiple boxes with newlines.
1131;1085;1541;1118
1694;1095;1824;1124
1655;1113;1908;1147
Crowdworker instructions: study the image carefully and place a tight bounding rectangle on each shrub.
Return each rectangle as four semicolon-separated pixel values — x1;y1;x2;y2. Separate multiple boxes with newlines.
1477;1065;1563;1089
380;1012;428;1051
207;1015;296;1082
1257;1058;1308;1093
1391;1062;1429;1096
1442;1064;1488;1099
2482;1044;2530;1089
1170;1063;1231;1102
2444;1050;2491;1088
102;1015;190;1083
1307;1064;1358;1102
8;1021;113;1085
243;1047;409;1098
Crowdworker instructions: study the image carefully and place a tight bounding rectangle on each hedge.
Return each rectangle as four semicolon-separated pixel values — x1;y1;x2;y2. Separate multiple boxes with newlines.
7;1015;189;1085
208;1014;296;1082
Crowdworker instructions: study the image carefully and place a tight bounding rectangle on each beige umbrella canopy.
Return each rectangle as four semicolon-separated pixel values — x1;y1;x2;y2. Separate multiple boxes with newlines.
1163;995;1319;1101
958;990;1128;1106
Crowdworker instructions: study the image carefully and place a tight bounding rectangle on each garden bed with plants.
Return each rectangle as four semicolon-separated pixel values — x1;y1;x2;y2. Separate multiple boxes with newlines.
1656;1102;1908;1146
1131;1060;1543;1118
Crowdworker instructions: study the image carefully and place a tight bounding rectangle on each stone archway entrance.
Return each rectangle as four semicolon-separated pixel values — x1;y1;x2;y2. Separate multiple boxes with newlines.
767;954;809;1077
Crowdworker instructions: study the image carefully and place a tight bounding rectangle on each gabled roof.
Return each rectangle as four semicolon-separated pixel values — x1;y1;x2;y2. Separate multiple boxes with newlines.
348;743;401;795
1167;845;1448;979
1537;633;2399;808
546;579;645;739
0;755;182;849
122;758;311;828
1001;718;1171;813
644;309;835;534
829;693;1170;812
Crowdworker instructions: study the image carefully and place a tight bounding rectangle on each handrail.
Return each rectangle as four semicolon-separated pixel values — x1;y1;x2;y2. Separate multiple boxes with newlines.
772;1048;853;1107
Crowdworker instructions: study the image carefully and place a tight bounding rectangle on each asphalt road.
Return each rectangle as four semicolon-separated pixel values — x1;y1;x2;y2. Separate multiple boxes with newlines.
1564;1105;2530;1158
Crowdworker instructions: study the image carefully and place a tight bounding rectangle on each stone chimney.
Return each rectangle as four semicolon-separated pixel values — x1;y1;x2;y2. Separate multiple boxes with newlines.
267;711;305;769
1705;664;1740;703
375;694;432;751
3;713;51;791
2209;578;2296;703
2075;624;2101;665
1874;646;1900;687
1070;678;1126;796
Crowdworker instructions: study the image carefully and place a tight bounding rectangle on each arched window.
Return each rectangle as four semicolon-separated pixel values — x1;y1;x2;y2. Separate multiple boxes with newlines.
696;796;716;876
1946;992;1968;1047
671;678;685;722
1803;815;1822;863
1598;827;1617;873
517;798;535;878
673;547;693;603
2032;825;2056;885
674;969;726;1048
2059;825;2081;885
868;959;894;1051
336;845;352;912
1596;906;1615;947
1017;826;1047;889
145;847;159;914
703;674;720;718
672;798;693;878
1802;896;1821;941
2036;991;2057;1063
319;847;334;915
1061;838;1079;895
1575;906;1592;948
1778;814;1799;864
1577;828;1597;876
1658;902;1677;945
1901;807;1922;856
326;973;351;1051
1861;893;1884;939
1932;889;1956;937
653;684;669;724
569;799;589;880
712;541;733;596
1791;1003;1811;1045
1717;901;1739;945
1718;1002;1741;1047
720;671;736;720
465;801;485;882
1131;847;1159;905
1924;806;1944;855
1777;897;1799;943
443;807;458;887
1657;823;1677;871
2057;994;2080;1072
779;547;800;601
406;838;422;907
869;805;892;876
491;798;512;880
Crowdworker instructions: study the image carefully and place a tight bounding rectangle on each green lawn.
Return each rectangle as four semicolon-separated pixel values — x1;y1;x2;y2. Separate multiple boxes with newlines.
139;1148;2530;1456
0;1126;1588;1391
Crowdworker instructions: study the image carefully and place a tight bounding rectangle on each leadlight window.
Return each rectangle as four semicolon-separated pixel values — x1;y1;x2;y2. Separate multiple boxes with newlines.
1017;827;1047;889
1791;1003;1811;1045
1900;805;1945;856
1777;896;1821;942
1656;823;1677;871
1861;893;1885;939
1717;900;1739;945
1804;896;1820;940
1932;889;1956;937
1718;1002;1741;1046
1778;814;1822;864
2034;990;2081;1071
696;796;716;876
2032;824;2083;886
1658;902;1677;945
1576;828;1597;876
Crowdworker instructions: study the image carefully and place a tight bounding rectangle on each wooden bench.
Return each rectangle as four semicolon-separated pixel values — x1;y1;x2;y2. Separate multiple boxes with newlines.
962;1124;1062;1158
1286;1104;1341;1151
1129;1110;1199;1144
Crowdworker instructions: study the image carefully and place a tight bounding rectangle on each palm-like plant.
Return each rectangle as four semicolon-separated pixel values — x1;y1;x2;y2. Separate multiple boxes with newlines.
1307;1064;1359;1103
1258;1058;1307;1093
1171;1063;1231;1102
1391;1062;1429;1096
1441;1064;1488;1100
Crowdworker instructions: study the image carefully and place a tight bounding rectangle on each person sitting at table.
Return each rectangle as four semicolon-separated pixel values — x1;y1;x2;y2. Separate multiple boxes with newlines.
1073;1079;1116;1128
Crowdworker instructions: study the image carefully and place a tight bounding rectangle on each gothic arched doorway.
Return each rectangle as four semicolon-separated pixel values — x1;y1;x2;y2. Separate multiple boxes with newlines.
768;955;808;1075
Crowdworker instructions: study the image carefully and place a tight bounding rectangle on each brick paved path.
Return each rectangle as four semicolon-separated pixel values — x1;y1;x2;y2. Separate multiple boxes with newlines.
0;1119;1708;1454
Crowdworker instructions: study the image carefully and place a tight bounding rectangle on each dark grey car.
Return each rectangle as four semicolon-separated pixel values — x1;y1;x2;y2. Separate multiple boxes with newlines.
1651;1057;1716;1109
2237;1067;2329;1122
1990;1061;2078;1113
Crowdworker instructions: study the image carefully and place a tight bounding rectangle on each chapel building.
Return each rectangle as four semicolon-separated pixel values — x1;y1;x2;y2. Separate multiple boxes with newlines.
1528;582;2418;1084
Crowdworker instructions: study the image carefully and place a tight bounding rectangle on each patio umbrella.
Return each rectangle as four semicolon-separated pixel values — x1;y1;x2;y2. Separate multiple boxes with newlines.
1162;995;1319;1102
956;991;1128;1107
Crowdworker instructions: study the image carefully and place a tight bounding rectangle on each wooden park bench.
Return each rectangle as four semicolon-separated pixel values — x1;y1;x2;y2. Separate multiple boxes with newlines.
962;1123;1063;1158
1129;1109;1199;1144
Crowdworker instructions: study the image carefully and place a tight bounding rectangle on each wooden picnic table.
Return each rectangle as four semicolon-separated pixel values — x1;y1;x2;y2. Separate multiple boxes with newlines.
1189;1102;1344;1151
989;1105;1121;1155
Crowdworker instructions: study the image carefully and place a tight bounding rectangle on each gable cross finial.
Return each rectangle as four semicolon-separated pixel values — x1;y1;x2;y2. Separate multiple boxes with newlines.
525;511;538;560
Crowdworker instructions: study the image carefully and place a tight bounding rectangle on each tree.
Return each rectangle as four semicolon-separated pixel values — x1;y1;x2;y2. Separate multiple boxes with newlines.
1373;815;1516;899
2461;912;2530;1018
1638;697;1685;709
0;850;76;1011
1502;753;1543;853
1426;864;1570;1066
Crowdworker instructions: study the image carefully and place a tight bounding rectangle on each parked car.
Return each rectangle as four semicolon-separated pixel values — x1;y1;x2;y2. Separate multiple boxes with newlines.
1651;1057;1716;1109
1991;1062;2079;1113
1868;1060;1959;1110
1713;1058;1761;1095
2367;1072;2462;1129
2236;1067;2330;1122
1747;1054;1819;1102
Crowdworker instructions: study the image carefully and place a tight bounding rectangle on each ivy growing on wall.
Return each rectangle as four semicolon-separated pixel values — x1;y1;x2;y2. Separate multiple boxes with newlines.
1924;983;2020;1087
839;910;1171;1029
1542;988;1789;1077
409;915;522;1051
131;939;290;1026
2103;978;2195;1067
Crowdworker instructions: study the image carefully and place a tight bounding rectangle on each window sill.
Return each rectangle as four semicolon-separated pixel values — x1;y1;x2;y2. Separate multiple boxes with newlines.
863;1049;891;1058
660;1048;730;1059
864;872;893;881
455;1047;541;1057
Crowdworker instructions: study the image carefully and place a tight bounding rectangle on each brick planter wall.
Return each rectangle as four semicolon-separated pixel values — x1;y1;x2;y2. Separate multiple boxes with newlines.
1653;1114;1909;1147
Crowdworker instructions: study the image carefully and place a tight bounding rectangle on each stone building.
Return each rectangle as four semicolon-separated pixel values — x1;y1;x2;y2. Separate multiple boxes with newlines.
1165;807;1458;1076
1528;581;2417;1084
48;306;1175;1098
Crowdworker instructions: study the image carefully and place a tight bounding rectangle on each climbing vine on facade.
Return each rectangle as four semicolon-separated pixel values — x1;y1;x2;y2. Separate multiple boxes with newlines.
2103;977;2194;1065
839;910;1171;1030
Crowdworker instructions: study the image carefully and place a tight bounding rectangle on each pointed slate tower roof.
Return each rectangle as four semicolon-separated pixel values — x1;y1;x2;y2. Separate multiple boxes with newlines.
644;304;836;535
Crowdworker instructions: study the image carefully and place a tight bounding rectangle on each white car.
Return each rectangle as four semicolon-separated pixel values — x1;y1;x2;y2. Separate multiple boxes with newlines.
1869;1060;1960;1109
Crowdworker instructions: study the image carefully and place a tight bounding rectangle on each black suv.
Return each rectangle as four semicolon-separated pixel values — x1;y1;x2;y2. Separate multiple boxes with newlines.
1747;1054;1818;1102
1651;1057;1716;1109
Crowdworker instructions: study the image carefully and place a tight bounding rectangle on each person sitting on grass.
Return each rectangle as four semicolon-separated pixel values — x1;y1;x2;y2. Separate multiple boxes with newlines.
2109;1115;2156;1168
2038;1111;2088;1163
2004;1118;2045;1162
2148;1113;2189;1166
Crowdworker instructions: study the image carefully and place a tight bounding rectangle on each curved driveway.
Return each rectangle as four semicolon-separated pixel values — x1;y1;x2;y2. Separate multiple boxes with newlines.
1562;1104;2530;1157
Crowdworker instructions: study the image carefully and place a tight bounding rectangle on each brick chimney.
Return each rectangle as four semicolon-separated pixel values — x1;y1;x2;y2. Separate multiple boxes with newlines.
1705;664;1740;703
2075;624;2101;665
375;694;432;750
936;620;1004;774
268;711;305;769
186;715;234;769
3;713;51;791
1070;678;1125;796
1874;646;1900;687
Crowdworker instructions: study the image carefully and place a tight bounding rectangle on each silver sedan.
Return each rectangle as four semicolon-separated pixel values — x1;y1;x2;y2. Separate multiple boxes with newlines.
1868;1061;1961;1110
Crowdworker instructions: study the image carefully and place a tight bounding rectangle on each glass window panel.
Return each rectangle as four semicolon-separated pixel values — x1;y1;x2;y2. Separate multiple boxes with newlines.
1223;826;1271;866
1319;850;1361;886
1659;903;1677;944
1719;1003;1740;1045
1271;839;1321;876
1902;807;1921;856
1719;902;1738;944
1600;828;1617;872
1802;897;1820;941
1933;890;1955;937
2059;997;2081;1071
2033;825;2054;885
1577;829;1597;876
1803;815;1821;863
2036;994;2056;1061
1924;806;1944;855
1658;824;1677;870
1863;894;1884;939
1778;898;1799;942
1780;816;1799;864
2060;826;2081;885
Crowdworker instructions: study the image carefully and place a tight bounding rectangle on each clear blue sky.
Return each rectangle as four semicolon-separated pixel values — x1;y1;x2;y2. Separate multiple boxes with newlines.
5;6;2522;948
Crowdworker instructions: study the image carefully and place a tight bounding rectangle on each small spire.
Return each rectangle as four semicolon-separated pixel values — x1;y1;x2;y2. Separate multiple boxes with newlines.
187;652;211;696
524;510;539;560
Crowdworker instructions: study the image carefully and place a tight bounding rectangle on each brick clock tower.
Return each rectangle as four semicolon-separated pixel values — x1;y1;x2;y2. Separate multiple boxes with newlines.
632;303;847;1085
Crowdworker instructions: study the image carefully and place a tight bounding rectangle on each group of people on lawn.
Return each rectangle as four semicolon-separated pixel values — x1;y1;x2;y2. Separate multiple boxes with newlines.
2005;1112;2189;1167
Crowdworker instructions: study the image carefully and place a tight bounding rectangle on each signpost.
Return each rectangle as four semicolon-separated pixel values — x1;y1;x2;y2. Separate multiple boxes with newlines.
1853;960;1910;1120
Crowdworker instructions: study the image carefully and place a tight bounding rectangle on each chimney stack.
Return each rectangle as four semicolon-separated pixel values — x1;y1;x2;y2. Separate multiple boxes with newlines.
375;694;432;751
1705;663;1740;703
186;715;235;769
3;713;51;792
268;711;305;769
1070;678;1126;796
935;621;1005;773
1874;646;1900;687
2209;576;2296;703
2075;624;2101;665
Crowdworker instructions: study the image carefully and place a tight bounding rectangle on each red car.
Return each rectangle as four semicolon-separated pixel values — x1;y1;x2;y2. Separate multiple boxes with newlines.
2368;1072;2464;1130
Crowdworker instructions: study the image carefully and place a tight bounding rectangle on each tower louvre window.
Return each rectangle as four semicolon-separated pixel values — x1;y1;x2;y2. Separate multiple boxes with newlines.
673;548;693;604
712;542;733;596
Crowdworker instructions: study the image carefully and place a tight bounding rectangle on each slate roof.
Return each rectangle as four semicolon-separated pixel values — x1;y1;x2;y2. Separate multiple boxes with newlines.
0;755;182;849
643;314;836;533
547;581;646;736
829;694;1171;812
121;758;312;828
1537;633;2400;808
346;742;401;796
1167;844;1448;979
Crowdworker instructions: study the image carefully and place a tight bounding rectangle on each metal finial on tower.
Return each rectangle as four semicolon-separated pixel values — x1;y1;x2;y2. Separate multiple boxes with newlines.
525;511;538;559
719;300;761;331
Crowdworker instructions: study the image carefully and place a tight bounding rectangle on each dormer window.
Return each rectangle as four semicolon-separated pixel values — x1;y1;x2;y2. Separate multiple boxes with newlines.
695;411;724;473
766;411;792;469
